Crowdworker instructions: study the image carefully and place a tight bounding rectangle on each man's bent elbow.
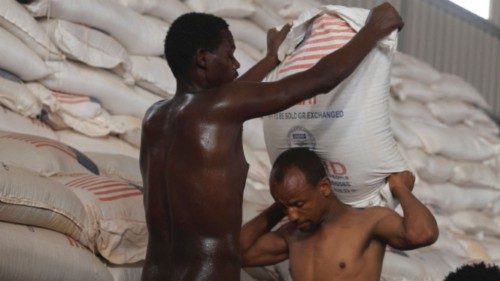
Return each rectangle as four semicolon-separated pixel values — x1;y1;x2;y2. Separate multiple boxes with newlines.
408;226;439;248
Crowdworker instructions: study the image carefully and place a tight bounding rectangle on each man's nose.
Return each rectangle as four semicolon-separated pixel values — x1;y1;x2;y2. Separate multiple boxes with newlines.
287;208;299;223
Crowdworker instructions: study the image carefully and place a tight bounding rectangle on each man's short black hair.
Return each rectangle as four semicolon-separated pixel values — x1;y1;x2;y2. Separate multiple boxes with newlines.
270;148;327;188
444;262;500;281
164;13;229;81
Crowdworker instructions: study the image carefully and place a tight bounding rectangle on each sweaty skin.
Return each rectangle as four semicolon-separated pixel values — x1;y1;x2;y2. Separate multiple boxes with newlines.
140;4;404;281
240;171;439;281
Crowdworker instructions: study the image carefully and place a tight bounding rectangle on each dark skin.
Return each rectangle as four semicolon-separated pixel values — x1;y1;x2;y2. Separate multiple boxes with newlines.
140;3;404;281
240;171;439;281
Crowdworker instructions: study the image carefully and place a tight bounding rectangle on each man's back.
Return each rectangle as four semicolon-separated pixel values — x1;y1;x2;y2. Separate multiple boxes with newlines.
140;93;249;281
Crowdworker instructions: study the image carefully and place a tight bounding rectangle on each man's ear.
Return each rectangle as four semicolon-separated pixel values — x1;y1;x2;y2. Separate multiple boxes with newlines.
318;177;331;197
195;49;208;69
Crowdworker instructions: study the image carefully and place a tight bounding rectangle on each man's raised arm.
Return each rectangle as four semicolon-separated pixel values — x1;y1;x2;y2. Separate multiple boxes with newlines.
237;24;292;82
216;3;404;121
373;171;439;250
240;203;289;267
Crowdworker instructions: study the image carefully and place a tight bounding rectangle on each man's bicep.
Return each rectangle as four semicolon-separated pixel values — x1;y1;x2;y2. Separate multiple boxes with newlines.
221;72;319;121
242;231;289;267
372;211;409;249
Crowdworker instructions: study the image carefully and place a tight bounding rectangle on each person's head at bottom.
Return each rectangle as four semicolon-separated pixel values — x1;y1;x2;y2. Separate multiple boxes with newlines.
269;147;337;233
165;13;240;89
444;262;500;281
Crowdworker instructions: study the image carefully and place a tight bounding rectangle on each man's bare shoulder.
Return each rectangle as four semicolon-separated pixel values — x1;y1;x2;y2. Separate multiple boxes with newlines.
354;206;398;222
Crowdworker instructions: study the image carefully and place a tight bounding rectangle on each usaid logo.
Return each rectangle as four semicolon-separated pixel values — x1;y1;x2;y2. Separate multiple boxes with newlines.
287;126;316;149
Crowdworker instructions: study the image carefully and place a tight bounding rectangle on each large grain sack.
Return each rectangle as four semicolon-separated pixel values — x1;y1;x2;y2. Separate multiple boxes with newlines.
431;74;489;109
405;249;466;281
236;40;265;62
40;19;131;73
0;222;113;281
413;181;500;213
27;83;103;120
129;56;175;98
249;2;285;30
0;0;62;60
53;174;146;264
263;7;407;206
427;99;491;125
0;26;51;81
226;18;267;51
112;115;142;148
390;116;423;149
401;118;497;161
0;131;99;176
450;211;500;237
86;152;142;186
0;106;57;140
26;0;168;56
451;161;500;190
278;0;321;20
381;250;427;281
186;0;255;18
392;52;442;84
57;130;140;159
0;162;95;248
57;111;119;137
389;98;436;122
0;75;41;117
142;0;192;24
41;61;158;118
391;79;444;103
243;118;267;151
402;149;454;183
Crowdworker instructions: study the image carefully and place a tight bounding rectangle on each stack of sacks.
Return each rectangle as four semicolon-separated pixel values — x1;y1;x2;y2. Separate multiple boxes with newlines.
389;51;500;269
0;131;149;279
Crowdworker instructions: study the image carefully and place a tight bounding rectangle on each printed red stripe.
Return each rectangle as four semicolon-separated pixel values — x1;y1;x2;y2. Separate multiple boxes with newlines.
65;175;97;187
87;183;132;191
77;179;128;189
94;187;138;195
35;144;76;159
99;192;143;201
305;34;354;45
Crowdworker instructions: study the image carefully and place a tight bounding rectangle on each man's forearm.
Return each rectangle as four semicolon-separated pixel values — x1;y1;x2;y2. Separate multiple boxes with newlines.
240;202;285;251
308;26;381;94
393;186;438;244
237;54;280;82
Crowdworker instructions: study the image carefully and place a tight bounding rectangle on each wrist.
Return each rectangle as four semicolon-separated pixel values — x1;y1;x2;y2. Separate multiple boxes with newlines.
265;52;280;65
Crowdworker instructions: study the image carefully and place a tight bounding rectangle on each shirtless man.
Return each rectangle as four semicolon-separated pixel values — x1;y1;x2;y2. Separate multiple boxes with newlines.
140;3;404;281
240;148;439;281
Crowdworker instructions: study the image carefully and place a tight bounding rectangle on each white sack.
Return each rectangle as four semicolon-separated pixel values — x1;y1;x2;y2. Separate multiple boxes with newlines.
41;61;158;118
0;163;94;248
263;8;407;206
389;98;436;122
108;262;144;281
401;118;497;161
86;152;142;186
0;0;62;60
391;79;444;102
0;26;51;81
427;99;491;125
390;116;423;149
226;18;267;51
431;74;489;109
249;3;285;30
0;222;113;281
0;75;41;117
392;52;442;84
26;0;169;56
40;19;131;72
413;181;500;213
236;41;265;62
243;118;267;151
130;56;175;98
186;0;255;18
57;130;140;159
0;131;100;176
452;161;500;190
402;149;454;183
53;174;146;264
450;211;500;237
279;0;322;20
0;106;57;140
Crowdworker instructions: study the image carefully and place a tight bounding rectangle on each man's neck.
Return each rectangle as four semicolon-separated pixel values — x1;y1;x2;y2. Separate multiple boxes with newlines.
323;197;350;223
